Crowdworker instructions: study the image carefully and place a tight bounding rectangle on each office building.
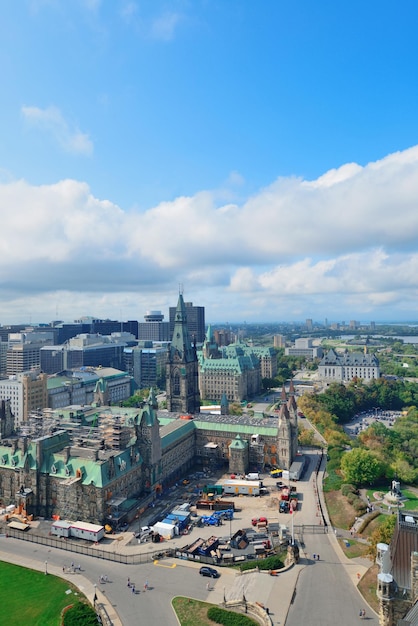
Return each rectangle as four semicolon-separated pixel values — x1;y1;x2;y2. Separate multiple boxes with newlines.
169;301;205;344
138;310;170;342
285;338;323;360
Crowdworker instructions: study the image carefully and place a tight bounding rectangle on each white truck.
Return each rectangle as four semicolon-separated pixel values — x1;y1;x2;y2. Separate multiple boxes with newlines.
222;479;261;496
289;456;306;481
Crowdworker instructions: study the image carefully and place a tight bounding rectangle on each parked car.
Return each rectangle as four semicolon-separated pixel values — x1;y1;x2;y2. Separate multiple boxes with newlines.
276;481;285;489
199;566;220;578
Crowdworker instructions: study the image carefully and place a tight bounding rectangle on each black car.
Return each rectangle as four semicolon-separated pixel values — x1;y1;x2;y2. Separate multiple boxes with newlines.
199;566;220;578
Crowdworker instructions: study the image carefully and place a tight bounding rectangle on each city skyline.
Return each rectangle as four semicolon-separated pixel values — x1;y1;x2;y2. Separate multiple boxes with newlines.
1;2;418;324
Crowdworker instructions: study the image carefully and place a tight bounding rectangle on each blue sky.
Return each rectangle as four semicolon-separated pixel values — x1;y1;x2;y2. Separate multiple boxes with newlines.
1;0;418;325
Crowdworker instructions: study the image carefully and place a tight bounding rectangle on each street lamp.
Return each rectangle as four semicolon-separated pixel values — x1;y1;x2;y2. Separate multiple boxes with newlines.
45;560;48;575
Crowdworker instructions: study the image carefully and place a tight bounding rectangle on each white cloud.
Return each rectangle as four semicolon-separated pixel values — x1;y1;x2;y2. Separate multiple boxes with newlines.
2;144;418;322
21;105;93;156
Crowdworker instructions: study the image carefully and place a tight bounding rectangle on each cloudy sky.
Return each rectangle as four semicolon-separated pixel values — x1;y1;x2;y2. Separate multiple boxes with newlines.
1;1;418;326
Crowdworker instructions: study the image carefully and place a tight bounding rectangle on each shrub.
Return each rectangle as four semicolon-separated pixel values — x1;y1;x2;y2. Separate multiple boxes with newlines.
357;510;380;534
239;554;284;572
353;498;367;514
341;483;357;497
207;606;258;625
63;602;97;626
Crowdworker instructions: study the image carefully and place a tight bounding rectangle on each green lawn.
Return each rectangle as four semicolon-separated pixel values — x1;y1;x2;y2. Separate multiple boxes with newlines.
0;561;89;626
172;597;259;626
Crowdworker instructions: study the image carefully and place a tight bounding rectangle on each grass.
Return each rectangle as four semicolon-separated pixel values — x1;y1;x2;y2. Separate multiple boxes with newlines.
172;597;215;626
0;561;88;626
337;538;371;559
358;564;380;614
172;597;259;626
324;489;358;530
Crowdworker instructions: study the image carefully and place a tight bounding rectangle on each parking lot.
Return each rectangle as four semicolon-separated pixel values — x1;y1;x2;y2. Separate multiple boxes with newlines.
344;409;403;437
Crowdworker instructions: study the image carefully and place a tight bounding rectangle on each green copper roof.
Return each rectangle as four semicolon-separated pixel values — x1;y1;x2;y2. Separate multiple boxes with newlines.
169;293;196;362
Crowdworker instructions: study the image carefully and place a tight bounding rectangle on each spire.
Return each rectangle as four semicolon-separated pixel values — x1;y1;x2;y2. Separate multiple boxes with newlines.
281;385;287;403
289;379;295;395
206;324;213;342
147;387;158;410
169;292;195;363
220;391;229;415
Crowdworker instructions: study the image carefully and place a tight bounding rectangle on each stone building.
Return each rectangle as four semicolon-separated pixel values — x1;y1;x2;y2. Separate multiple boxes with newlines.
197;328;263;403
318;347;380;383
166;293;200;414
0;383;298;526
0;295;298;526
376;510;418;625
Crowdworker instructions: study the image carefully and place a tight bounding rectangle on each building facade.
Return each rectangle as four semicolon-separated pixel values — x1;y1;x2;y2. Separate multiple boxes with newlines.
376;509;418;625
285;338;323;360
318;348;380;382
166;293;201;414
197;328;262;402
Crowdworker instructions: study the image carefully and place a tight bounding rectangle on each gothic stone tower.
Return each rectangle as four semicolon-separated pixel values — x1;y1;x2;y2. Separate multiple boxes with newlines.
166;293;200;414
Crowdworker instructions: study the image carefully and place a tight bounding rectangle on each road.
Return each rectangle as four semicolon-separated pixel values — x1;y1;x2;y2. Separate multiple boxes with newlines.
0;537;222;626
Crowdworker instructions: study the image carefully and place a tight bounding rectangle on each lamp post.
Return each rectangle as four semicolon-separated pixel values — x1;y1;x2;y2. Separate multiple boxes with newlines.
45;560;48;575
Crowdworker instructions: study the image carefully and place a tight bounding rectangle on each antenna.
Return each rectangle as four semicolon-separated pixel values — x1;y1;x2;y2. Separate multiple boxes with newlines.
179;283;184;295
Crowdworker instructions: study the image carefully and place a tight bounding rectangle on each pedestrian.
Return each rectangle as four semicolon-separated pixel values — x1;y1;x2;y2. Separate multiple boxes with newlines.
313;553;316;560
104;574;108;582
71;561;74;569
144;580;148;591
132;584;135;594
206;582;210;590
362;609;366;618
317;554;320;561
78;564;81;572
127;577;130;587
62;566;65;573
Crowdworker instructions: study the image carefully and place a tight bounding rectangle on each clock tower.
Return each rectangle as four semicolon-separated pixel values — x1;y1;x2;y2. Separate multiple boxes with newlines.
166;292;201;414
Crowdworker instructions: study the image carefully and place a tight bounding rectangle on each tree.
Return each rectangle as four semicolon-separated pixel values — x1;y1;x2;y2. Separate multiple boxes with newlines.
367;514;396;560
340;448;385;486
298;426;316;447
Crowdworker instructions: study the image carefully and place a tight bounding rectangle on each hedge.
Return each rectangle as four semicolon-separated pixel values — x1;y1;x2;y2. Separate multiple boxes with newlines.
239;554;284;572
207;606;258;625
62;602;97;626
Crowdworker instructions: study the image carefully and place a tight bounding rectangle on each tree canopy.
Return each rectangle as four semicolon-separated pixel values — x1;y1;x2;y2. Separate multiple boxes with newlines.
340;448;386;486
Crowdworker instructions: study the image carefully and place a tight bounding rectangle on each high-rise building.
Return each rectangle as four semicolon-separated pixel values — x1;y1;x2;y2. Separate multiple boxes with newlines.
130;344;168;389
138;310;170;342
169;301;205;344
7;333;52;375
